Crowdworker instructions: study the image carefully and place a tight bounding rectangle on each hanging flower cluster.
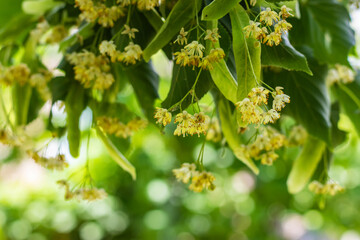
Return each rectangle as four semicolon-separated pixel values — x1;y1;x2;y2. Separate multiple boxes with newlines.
173;163;216;193
75;0;125;28
174;28;225;70
0;64;52;100
309;180;345;196
57;180;107;201
205;118;222;142
117;0;160;11
238;127;286;165
326;64;355;85
288;125;308;146
243;5;293;46
28;151;69;171
236;87;290;125
97;116;147;138
67;51;115;90
99;38;143;65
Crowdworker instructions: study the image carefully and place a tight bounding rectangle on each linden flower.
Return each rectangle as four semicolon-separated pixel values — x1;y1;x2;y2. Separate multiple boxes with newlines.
308;181;325;194
207;48;225;62
243;21;262;39
137;0;159;11
184;41;205;58
174;27;188;45
189;171;216;193
97;5;125;28
121;25;139;39
289;125;307;146
6;64;31;86
154;107;172;126
269;132;286;149
260;8;279;26
76;188;108;201
248;87;270;105
204;28;221;43
323;181;345;196
206;118;222;142
236;98;263;124
173;163;196;184
274;20;292;34
272;93;290;111
275;86;284;95
99;40;117;56
199;56;213;70
174;111;194;137
264;32;282;46
123;42;142;65
174;49;190;67
260;151;278;165
336;64;355;84
189;112;210;136
253;134;272;151
262;109;280;124
279;5;294;19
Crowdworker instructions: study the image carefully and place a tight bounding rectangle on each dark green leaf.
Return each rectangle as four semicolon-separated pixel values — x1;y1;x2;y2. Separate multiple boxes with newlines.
261;36;312;75
162;64;213;111
264;49;332;145
290;0;355;65
123;61;159;121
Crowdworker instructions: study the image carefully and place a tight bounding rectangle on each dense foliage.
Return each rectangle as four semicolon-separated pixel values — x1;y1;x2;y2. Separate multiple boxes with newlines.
0;0;360;238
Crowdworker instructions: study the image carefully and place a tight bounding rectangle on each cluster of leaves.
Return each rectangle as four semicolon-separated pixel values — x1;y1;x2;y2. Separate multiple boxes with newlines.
0;0;358;199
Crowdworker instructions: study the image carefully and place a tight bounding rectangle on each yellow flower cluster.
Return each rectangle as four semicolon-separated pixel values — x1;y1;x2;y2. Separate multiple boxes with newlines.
326;64;355;85
154;107;172;126
239;127;286;165
174;111;210;137
173;163;216;193
67;51;115;90
28;151;69;171
0;63;31;86
243;5;293;46
236;86;290;125
57;180;107;201
117;0;160;11
97;116;147;138
0;64;52;100
205;118;222;142
309;180;345;196
99;40;142;65
45;25;68;44
75;0;125;27
174;28;225;70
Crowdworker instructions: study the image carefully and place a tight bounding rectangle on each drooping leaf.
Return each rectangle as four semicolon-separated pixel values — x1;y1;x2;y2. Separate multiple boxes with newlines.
142;0;202;61
123;61;159;121
287;135;326;194
201;0;242;21
206;20;237;104
161;64;213;111
290;0;355;66
217;95;259;174
264;49;331;145
229;4;260;101
332;74;360;136
261;36;312;75
65;81;86;158
96;127;136;180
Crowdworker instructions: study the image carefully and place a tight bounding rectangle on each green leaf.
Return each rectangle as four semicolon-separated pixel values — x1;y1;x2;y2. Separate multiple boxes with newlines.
332;75;360;136
0;14;36;45
201;0;242;21
218;95;259;174
290;0;355;65
261;36;312;75
65;82;86;158
329;103;346;148
206;20;237;104
123;61;159;121
229;5;260;101
287;135;326;194
96;127;136;180
0;0;23;24
264;49;331;145
142;0;202;61
161;64;213;111
22;0;64;16
12;84;32;126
